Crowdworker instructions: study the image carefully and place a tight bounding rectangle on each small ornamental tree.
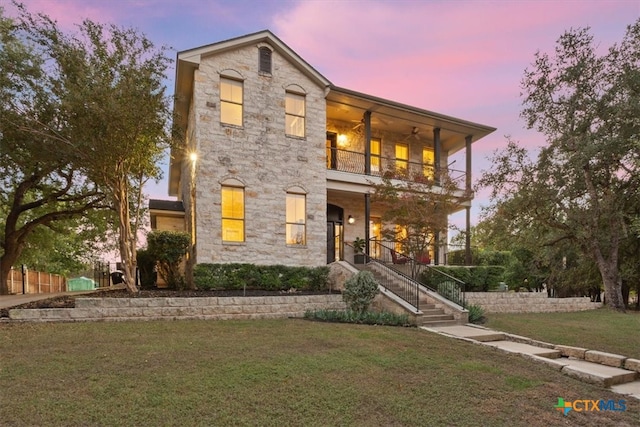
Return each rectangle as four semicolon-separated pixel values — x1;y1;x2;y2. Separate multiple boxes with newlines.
342;271;379;315
146;231;190;290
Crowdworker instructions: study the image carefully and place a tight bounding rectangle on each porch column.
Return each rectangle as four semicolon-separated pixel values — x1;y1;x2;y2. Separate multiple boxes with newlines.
364;111;372;175
465;206;472;265
434;232;440;265
433;128;441;184
364;193;371;259
465;135;472;192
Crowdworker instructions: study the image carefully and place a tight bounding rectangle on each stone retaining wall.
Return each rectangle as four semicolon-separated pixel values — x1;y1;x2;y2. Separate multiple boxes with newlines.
8;295;346;322
464;292;601;313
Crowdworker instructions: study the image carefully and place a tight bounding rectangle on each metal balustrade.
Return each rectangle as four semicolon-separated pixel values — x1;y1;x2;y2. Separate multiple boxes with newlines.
327;147;467;189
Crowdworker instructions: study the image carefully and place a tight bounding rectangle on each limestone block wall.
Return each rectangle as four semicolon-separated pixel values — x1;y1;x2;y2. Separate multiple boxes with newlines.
464;292;602;313
189;42;327;268
8;295;346;322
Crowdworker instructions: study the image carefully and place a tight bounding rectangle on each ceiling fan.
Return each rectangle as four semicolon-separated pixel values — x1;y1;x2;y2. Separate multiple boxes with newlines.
403;126;421;141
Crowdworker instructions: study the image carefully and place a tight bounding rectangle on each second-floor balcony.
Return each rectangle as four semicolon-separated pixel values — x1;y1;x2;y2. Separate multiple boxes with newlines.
326;146;468;191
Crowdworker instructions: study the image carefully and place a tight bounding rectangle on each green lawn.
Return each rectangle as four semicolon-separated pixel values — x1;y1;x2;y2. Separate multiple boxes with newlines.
1;319;637;426
485;308;640;359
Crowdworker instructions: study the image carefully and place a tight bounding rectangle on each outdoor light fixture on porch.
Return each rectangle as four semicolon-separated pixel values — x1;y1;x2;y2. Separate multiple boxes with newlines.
347;215;355;224
338;134;348;147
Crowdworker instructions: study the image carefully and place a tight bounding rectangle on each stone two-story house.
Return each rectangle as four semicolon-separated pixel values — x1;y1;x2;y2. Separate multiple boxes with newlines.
150;30;495;274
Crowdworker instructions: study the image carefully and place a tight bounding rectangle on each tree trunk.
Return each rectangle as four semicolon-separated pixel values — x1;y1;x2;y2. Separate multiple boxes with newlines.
592;237;625;311
113;176;138;293
0;235;23;295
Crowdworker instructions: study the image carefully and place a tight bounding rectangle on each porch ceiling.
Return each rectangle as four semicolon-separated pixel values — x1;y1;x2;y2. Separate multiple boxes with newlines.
326;86;496;154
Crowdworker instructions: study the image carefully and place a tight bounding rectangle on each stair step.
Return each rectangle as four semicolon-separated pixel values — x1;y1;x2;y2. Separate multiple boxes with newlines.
421;308;445;316
420;319;459;327
560;359;638;387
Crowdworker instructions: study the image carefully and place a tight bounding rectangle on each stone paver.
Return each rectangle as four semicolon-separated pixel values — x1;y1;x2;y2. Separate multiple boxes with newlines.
426;323;639;400
429;325;505;342
611;381;640;400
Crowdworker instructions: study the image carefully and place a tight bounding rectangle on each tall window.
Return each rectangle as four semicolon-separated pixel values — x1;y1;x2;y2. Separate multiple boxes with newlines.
221;186;244;242
395;143;408;171
220;77;243;126
423;148;435;179
285;92;305;137
286;193;306;245
258;46;272;74
370;138;381;173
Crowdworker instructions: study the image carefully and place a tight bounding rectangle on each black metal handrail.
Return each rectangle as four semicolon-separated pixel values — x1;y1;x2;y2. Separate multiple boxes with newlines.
327;147;467;189
367;240;467;308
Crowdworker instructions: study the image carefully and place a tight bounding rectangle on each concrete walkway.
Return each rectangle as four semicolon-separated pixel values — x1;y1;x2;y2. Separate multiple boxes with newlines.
426;324;640;400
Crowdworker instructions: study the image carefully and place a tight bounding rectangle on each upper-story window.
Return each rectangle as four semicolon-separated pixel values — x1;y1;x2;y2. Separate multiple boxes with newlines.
371;138;381;173
220;77;243;126
259;46;272;74
286;192;306;245
221;185;245;242
423;147;435;179
285;91;305;138
395;143;409;171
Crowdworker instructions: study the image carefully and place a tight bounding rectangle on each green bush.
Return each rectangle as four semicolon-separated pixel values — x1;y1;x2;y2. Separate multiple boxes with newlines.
146;231;190;290
421;266;505;292
193;263;329;291
304;309;411;327
136;249;156;290
467;304;486;324
342;271;379;314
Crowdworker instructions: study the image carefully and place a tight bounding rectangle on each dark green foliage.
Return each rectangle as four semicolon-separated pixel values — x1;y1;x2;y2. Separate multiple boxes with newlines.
342;271;379;314
467;304;486;324
146;231;190;290
193;263;330;291
421;266;505;292
136;249;156;290
304;309;412;327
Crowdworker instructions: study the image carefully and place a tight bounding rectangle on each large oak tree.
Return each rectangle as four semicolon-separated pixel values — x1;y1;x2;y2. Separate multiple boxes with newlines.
479;21;640;310
0;4;172;293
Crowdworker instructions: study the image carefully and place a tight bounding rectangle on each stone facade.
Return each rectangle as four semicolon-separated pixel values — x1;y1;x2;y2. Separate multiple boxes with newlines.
464;292;602;313
185;43;327;267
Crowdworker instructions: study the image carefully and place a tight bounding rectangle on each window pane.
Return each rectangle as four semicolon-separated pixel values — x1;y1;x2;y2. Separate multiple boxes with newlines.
221;79;243;103
423;148;435;178
286;224;306;245
221;102;243;126
286;93;305;115
222;219;244;242
286;115;305;137
396;143;408;170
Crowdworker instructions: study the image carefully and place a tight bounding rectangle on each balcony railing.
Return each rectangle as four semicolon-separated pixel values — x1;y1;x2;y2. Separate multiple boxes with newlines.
326;147;467;189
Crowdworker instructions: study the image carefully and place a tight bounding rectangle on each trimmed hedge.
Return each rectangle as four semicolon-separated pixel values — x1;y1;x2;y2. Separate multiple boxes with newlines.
193;263;330;291
421;266;505;292
304;309;412;327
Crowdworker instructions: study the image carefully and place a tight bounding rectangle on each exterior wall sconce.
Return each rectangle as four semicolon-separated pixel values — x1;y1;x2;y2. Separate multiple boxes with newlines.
347;215;355;224
337;134;348;147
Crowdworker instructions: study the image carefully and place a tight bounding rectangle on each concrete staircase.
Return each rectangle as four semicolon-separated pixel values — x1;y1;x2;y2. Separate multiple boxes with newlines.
429;325;640;399
364;263;463;327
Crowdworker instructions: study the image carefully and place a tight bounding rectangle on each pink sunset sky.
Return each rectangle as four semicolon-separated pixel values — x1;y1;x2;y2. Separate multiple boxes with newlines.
6;0;640;229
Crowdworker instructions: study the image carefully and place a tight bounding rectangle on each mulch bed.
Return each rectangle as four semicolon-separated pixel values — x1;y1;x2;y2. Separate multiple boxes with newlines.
0;288;340;318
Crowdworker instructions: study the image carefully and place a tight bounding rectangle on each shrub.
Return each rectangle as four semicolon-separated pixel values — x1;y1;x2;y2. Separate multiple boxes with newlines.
342;271;379;314
136;249;156;290
467;304;486;324
304;309;411;327
146;231;190;290
193;263;329;291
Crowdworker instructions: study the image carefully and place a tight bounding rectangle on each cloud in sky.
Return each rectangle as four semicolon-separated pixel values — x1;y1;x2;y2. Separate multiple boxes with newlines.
7;0;640;225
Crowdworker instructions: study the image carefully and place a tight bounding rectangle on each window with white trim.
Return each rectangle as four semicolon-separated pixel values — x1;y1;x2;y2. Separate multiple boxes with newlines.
286;192;306;245
285;92;305;137
221;186;244;242
220;77;243;126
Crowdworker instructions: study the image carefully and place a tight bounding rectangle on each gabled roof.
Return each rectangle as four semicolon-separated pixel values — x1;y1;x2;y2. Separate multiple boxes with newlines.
170;30;331;196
